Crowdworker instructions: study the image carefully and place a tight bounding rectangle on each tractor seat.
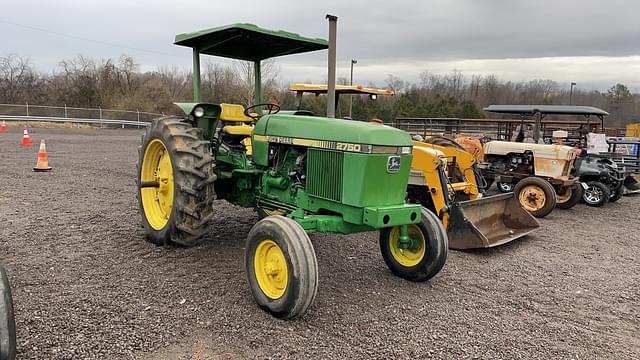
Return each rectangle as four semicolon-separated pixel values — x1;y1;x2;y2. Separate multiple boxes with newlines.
219;103;254;122
223;124;253;136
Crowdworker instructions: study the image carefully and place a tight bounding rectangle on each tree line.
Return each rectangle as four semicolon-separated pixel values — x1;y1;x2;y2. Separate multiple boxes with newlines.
1;53;638;127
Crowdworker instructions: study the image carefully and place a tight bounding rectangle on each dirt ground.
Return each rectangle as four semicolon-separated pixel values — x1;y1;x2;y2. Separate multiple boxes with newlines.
0;127;639;359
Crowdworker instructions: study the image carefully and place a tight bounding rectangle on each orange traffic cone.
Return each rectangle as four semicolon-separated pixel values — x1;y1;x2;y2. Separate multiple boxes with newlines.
21;128;32;146
33;139;52;172
0;121;7;132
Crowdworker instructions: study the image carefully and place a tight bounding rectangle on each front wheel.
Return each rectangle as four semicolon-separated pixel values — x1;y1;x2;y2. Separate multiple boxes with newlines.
0;265;16;360
245;216;318;319
555;185;583;209
379;208;448;282
582;181;610;207
514;177;557;218
609;184;624;203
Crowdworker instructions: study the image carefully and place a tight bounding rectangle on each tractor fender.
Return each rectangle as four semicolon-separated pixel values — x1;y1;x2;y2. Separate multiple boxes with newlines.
173;102;221;118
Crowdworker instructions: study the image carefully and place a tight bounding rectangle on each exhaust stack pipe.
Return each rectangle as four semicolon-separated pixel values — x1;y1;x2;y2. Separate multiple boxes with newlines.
326;14;337;118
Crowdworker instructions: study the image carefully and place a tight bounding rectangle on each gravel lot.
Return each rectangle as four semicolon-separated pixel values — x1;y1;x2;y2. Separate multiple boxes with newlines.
0;127;639;359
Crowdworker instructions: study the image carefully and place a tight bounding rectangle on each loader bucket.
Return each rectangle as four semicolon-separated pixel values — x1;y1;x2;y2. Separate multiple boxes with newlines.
446;193;540;250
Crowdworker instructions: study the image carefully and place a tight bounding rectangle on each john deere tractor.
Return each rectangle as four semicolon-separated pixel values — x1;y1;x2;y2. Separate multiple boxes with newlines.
284;85;539;250
136;24;447;319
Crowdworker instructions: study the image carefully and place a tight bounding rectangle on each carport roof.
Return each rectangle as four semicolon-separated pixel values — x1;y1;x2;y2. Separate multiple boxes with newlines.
483;105;609;117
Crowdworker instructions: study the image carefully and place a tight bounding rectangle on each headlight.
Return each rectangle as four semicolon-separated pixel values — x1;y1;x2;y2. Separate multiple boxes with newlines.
193;106;205;117
400;146;412;154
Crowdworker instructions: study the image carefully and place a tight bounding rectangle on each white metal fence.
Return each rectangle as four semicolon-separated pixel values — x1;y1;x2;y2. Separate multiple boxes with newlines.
0;103;164;128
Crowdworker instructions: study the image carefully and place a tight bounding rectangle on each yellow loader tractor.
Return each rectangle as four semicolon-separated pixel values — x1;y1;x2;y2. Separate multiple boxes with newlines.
408;138;539;250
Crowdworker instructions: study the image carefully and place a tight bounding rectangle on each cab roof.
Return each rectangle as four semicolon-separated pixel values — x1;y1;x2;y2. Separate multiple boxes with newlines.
174;23;328;62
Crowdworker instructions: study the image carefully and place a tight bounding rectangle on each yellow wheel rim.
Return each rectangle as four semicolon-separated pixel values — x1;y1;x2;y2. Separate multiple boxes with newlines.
556;188;572;203
254;239;288;299
388;224;426;267
518;185;546;212
140;139;174;230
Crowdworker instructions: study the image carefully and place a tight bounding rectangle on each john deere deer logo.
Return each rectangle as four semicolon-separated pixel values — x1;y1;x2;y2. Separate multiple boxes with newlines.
387;156;401;173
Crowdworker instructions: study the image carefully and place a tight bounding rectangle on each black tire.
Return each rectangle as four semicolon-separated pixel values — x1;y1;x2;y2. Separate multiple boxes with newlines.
137;117;216;246
582;181;610;207
0;265;16;360
245;216;318;319
555;185;583;209
513;177;557;218
379;208;448;282
609;184;624;203
497;182;514;193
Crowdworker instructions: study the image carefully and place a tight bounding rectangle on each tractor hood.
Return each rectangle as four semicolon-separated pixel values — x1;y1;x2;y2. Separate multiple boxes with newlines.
254;114;413;147
484;141;576;161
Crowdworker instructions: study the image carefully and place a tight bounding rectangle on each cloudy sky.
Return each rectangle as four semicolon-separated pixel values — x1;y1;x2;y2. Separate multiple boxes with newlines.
2;0;639;91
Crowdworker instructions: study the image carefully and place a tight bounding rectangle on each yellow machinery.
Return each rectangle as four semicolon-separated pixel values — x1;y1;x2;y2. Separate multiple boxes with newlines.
409;138;539;250
626;123;640;137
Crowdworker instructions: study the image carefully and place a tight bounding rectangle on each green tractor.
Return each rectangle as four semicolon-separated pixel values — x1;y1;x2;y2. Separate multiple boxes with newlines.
137;23;448;319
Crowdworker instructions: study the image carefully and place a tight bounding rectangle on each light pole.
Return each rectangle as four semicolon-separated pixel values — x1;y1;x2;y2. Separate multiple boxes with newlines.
349;59;357;119
569;82;576;105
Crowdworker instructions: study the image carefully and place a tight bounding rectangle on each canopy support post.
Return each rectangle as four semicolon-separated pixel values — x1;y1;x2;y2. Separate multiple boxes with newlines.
254;60;262;106
326;14;338;118
193;48;202;102
534;111;541;143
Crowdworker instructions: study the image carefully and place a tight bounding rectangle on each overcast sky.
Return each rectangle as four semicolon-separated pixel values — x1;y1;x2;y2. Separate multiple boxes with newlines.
2;0;639;91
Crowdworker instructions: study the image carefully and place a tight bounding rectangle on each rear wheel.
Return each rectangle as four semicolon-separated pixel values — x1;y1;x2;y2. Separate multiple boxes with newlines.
137;117;216;246
514;177;556;218
555;185;583;209
582;181;610;207
497;182;514;193
246;216;318;319
379;208;447;282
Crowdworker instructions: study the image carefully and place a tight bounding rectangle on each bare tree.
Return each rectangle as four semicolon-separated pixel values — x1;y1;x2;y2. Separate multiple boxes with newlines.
233;59;280;105
0;54;43;103
157;66;190;100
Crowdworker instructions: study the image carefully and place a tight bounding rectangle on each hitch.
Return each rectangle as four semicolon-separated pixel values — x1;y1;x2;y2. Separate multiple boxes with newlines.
139;180;160;188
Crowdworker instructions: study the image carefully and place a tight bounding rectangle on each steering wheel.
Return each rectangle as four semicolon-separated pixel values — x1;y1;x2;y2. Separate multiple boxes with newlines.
244;103;281;121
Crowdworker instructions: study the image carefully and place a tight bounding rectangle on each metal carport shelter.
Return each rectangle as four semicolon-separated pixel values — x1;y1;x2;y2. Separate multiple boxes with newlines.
483;105;609;142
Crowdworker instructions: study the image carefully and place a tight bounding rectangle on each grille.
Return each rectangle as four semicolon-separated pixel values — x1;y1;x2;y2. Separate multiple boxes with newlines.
563;160;574;177
306;149;343;202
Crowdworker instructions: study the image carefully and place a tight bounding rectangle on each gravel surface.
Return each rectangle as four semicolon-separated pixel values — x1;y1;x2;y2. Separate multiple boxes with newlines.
0;127;639;359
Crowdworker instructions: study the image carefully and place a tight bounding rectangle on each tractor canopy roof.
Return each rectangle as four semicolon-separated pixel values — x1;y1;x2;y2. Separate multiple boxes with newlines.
174;23;328;62
290;84;395;96
484;105;609;117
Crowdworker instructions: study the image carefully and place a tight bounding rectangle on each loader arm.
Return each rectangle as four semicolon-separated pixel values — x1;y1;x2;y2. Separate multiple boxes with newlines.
413;141;482;200
409;144;451;225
